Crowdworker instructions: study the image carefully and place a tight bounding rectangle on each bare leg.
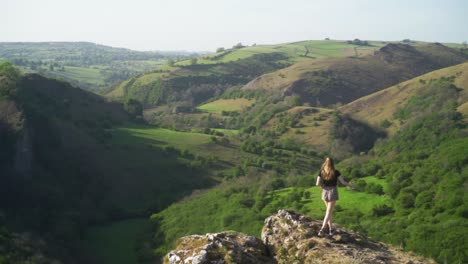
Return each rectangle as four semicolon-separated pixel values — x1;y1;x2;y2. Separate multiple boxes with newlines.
321;200;336;232
326;200;336;232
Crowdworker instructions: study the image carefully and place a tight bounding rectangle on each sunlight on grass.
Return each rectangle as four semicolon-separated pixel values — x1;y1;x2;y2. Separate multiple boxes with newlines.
112;126;212;149
197;98;255;113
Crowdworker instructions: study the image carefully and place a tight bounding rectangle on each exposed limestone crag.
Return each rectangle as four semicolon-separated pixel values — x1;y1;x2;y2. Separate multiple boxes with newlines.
165;209;434;264
165;231;273;264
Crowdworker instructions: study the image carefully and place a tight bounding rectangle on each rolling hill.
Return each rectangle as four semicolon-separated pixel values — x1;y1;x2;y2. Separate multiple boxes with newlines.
0;63;220;262
340;61;468;133
105;40;389;107
242;43;468;106
259;62;468;153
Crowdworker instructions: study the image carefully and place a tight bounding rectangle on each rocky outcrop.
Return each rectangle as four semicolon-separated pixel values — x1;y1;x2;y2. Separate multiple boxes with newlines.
263;209;433;264
165;209;434;264
164;231;273;264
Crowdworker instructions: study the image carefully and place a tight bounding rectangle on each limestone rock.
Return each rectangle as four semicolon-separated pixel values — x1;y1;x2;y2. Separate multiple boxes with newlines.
164;210;435;264
164;231;273;264
261;209;435;264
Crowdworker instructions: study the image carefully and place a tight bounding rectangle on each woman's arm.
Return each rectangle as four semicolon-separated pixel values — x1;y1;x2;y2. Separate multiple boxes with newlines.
338;175;348;186
316;176;323;187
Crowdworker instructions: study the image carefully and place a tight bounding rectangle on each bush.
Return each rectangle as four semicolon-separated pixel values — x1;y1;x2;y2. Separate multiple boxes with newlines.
380;119;392;128
365;183;384;195
124;98;143;117
397;192;415;209
372;204;395;216
354;179;367;192
0;61;21;98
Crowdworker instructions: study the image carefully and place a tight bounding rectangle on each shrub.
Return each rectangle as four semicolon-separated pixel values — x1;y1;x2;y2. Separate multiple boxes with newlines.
397;192;415;209
124;98;143;117
372;204;395;216
365;183;384;195
354;179;367;192
380;119;392;128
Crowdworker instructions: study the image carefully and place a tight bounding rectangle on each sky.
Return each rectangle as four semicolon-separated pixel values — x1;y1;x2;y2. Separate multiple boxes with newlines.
1;0;467;52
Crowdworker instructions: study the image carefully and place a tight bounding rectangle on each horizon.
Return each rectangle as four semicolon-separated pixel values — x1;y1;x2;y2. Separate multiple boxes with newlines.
0;38;464;53
2;0;468;52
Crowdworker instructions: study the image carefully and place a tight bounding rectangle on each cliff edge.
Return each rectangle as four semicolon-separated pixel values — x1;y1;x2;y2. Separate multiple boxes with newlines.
164;209;434;264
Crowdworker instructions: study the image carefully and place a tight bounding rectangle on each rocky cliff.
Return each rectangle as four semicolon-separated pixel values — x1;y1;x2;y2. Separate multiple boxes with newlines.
165;209;434;264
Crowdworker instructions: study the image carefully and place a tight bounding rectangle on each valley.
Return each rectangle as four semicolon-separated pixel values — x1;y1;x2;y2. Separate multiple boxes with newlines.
1;39;467;264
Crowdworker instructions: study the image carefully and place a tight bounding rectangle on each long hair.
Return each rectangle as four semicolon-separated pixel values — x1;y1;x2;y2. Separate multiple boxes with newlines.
321;157;336;181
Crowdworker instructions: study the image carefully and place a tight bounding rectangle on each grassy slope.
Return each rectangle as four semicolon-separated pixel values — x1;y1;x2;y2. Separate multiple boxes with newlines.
105;40;387;105
112;126;212;150
177;40;386;66
196;98;255;113
61;66;106;86
150;176;391;256
257;62;468;151
264;106;334;150
242;43;467;106
340;62;468;134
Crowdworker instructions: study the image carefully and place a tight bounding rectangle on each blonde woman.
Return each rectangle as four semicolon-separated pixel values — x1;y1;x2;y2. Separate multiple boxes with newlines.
316;157;349;236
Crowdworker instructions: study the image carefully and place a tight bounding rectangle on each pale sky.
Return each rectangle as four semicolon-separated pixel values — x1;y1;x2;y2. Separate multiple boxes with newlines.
2;0;467;51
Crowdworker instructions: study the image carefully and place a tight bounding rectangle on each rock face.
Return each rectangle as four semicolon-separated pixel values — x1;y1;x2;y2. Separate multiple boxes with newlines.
165;209;434;264
164;231;273;264
263;209;433;264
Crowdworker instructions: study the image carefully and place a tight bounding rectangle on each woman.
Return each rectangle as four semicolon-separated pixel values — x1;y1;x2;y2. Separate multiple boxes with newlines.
316;157;349;236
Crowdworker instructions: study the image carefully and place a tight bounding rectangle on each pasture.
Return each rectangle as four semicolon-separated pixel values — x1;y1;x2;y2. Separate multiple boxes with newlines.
197;98;255;113
111;126;212;150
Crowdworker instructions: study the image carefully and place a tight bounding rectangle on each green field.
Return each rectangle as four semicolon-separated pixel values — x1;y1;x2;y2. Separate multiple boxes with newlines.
62;66;106;86
84;218;148;264
112;126;212;149
197;98;255;113
175;40;386;66
269;178;390;219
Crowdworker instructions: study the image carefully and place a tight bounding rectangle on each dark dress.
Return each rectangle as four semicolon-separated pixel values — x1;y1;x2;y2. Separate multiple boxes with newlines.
318;170;341;201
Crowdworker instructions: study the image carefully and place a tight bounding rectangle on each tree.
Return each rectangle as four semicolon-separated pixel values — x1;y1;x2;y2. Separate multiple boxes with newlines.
167;59;175;67
291;96;301;107
463;41;467;48
0;61;22;98
303;46;310;57
124;98;143;117
216;47;225;53
233;42;244;49
190;58;198;65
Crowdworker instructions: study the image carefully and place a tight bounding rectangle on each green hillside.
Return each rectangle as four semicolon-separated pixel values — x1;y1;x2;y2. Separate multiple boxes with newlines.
130;42;466;137
242;43;468;106
105;40;392;107
0;64;218;262
341;62;468;134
